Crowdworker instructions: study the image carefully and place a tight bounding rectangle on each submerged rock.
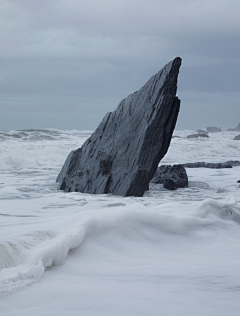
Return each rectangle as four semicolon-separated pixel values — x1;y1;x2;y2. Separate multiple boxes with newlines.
186;133;209;139
57;57;182;196
188;181;210;190
151;165;188;190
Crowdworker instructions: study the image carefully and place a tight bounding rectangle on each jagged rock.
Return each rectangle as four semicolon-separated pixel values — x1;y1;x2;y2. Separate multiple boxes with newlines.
234;134;240;140
57;57;182;196
228;123;240;132
187;133;209;139
151;165;188;190
206;127;222;133
182;161;240;168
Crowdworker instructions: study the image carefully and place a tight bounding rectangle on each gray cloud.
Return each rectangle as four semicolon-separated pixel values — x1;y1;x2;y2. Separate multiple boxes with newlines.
0;0;240;130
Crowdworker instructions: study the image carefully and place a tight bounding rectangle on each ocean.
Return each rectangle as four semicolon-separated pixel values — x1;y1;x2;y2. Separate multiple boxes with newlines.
1;128;240;316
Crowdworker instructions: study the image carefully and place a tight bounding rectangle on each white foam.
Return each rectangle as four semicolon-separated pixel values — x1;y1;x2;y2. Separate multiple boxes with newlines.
1;195;239;293
1;129;240;315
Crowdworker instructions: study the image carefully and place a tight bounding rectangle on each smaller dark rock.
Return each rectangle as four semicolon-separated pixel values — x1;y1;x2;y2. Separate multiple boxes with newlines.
187;133;209;139
151;165;188;190
237;180;240;183
206;127;222;133
234;134;240;140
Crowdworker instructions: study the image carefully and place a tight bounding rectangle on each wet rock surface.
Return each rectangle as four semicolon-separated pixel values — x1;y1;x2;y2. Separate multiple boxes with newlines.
151;165;188;190
234;134;240;140
57;57;182;196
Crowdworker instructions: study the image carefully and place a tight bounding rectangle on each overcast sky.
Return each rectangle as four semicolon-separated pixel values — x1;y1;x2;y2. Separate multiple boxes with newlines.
0;0;239;131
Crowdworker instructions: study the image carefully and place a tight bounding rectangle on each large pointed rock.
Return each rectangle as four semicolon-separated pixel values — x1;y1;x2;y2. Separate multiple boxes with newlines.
57;57;182;196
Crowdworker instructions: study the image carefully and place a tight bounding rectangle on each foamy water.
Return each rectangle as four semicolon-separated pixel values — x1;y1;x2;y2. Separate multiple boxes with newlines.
1;129;240;316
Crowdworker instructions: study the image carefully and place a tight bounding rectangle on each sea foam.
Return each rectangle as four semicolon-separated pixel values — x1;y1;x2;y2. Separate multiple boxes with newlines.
1;195;239;293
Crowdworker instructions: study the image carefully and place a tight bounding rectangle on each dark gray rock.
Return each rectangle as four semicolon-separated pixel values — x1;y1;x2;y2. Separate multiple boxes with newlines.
206;127;222;133
234;134;240;140
182;161;240;168
227;123;240;132
186;133;209;139
57;57;182;196
151;165;188;190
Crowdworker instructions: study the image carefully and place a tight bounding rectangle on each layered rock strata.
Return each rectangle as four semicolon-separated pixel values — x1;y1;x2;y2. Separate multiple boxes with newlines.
57;57;182;196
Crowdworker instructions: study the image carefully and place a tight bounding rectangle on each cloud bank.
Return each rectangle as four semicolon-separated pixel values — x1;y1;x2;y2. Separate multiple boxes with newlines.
1;0;239;130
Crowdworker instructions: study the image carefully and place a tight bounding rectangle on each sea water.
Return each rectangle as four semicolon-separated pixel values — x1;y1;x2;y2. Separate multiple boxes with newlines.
0;129;240;316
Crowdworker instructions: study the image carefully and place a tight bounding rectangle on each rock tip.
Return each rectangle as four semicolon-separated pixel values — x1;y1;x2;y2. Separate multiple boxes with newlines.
172;56;182;67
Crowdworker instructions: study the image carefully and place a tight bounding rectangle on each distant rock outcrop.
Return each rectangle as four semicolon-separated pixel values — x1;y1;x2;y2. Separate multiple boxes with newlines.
227;123;240;132
187;133;209;139
182;161;240;168
206;127;222;133
57;57;182;197
151;165;188;190
234;134;240;140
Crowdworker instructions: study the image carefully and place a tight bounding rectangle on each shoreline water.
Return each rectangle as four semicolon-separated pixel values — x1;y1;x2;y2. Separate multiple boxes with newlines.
0;128;240;315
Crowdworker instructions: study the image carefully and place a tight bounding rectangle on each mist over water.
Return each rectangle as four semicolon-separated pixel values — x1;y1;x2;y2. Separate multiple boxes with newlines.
1;128;240;315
